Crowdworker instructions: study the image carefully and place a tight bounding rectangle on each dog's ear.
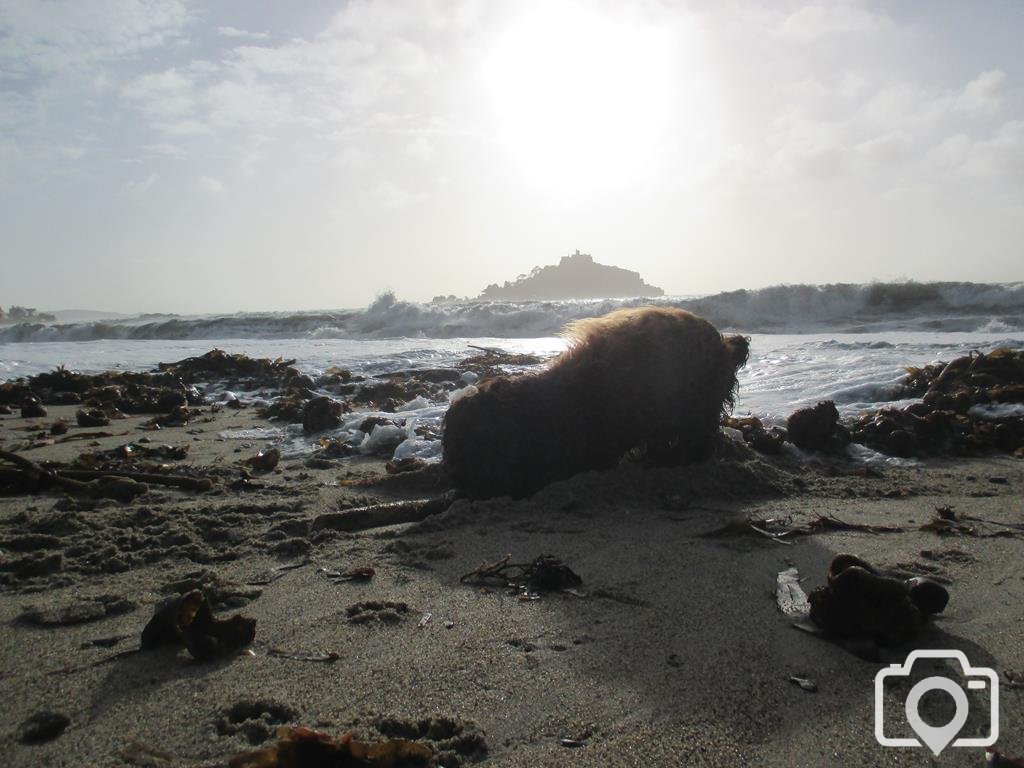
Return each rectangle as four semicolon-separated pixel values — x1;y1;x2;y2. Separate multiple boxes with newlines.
724;335;750;370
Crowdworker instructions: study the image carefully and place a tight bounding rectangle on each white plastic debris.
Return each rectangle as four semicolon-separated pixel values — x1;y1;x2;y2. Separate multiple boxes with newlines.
396;395;431;412
359;424;405;455
776;568;810;618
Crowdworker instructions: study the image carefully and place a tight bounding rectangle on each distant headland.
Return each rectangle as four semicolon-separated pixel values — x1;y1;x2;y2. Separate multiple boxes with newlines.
469;251;664;302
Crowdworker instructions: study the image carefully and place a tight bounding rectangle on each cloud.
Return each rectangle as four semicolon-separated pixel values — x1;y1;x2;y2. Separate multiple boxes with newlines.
779;2;889;40
934;120;1024;177
404;136;435;161
120;172;159;195
121;68;197;121
143;142;186;157
217;26;270;41
956;69;1006;113
367;179;424;209
856;131;913;163
0;0;191;77
198;175;224;193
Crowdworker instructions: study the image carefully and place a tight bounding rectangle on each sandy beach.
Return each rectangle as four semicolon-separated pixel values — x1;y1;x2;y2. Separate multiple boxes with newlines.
1;400;1021;767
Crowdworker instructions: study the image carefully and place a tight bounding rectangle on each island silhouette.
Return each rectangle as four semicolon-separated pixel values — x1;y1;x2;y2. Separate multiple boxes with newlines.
473;251;664;301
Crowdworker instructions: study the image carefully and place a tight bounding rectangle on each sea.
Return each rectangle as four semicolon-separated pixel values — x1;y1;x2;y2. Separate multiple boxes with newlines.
2;282;1022;462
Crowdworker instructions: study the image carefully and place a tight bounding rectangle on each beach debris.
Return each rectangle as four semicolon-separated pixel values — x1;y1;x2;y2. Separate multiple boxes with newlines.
226;726;433;768
141;589;256;661
722;415;786;454
318;566;375;583
460;554;582;597
386;457;428;474
706;514;903;545
0;447;213;499
302;396;346;434
248;559;310;586
458;346;543;378
787;401;850;453
804;554;949;647
18;711;70;744
417;612;433;628
143;404;192;428
162;570;263;610
75;408;110;427
0;448;135;499
245;448;280;473
560;738;587;748
311;492;457;534
59;467;211;493
157;349;303;389
267;648;340;663
788;676;818;693
851;348;1024;458
21;394;47;418
74;442;190;468
918;506;1022;538
775;568;810;617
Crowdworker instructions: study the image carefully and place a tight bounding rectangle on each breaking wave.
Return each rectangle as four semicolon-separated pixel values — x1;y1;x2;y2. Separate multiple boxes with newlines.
2;281;1022;342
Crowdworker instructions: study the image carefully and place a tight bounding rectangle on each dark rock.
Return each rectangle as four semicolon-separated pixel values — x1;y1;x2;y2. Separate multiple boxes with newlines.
786;401;849;452
302;396;345;434
21;394;47;418
76;408;110;427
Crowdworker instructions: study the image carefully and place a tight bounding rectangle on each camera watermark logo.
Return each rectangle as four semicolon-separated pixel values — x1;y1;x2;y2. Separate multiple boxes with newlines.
875;649;999;755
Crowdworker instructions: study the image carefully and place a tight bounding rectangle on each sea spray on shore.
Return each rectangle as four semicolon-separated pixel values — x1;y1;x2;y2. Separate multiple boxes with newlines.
3;281;1023;343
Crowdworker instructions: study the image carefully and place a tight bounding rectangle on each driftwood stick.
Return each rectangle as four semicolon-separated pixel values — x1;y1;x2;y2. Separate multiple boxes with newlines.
312;491;457;533
0;448;45;474
54;469;213;492
0;449;92;493
0;450;211;493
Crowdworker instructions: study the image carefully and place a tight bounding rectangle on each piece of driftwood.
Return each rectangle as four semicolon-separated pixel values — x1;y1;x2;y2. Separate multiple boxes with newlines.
0;449;92;493
55;468;213;492
0;449;212;495
311;491;457;533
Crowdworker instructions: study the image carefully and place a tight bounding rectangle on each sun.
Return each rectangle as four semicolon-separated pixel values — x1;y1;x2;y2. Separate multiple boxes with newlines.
482;2;673;195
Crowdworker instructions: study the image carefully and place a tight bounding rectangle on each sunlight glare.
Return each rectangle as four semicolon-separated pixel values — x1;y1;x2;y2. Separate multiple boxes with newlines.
483;3;673;195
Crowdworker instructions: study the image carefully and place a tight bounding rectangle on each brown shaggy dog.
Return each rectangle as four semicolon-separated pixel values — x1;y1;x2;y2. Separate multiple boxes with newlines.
442;307;750;498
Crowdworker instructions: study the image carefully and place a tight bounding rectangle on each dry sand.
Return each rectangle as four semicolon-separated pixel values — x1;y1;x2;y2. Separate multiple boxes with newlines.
1;405;1022;767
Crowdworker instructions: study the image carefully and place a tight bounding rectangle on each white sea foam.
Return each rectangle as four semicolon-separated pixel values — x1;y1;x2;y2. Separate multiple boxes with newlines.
3;281;1022;342
3;307;1023;466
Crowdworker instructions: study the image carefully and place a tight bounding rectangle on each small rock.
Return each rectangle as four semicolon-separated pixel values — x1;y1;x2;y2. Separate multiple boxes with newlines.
21;395;47;419
302;396;344;434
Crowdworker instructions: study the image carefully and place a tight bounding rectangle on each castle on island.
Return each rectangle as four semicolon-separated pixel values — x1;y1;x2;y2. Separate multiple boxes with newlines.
475;250;664;301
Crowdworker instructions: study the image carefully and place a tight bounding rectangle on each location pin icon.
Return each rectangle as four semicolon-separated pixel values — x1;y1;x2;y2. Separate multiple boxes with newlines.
904;677;970;756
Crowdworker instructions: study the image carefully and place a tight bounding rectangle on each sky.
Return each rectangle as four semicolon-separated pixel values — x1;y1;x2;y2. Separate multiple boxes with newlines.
1;0;1022;314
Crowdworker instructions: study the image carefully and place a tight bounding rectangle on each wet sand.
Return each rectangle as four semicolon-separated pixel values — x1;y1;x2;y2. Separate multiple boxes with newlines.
1;405;1022;767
